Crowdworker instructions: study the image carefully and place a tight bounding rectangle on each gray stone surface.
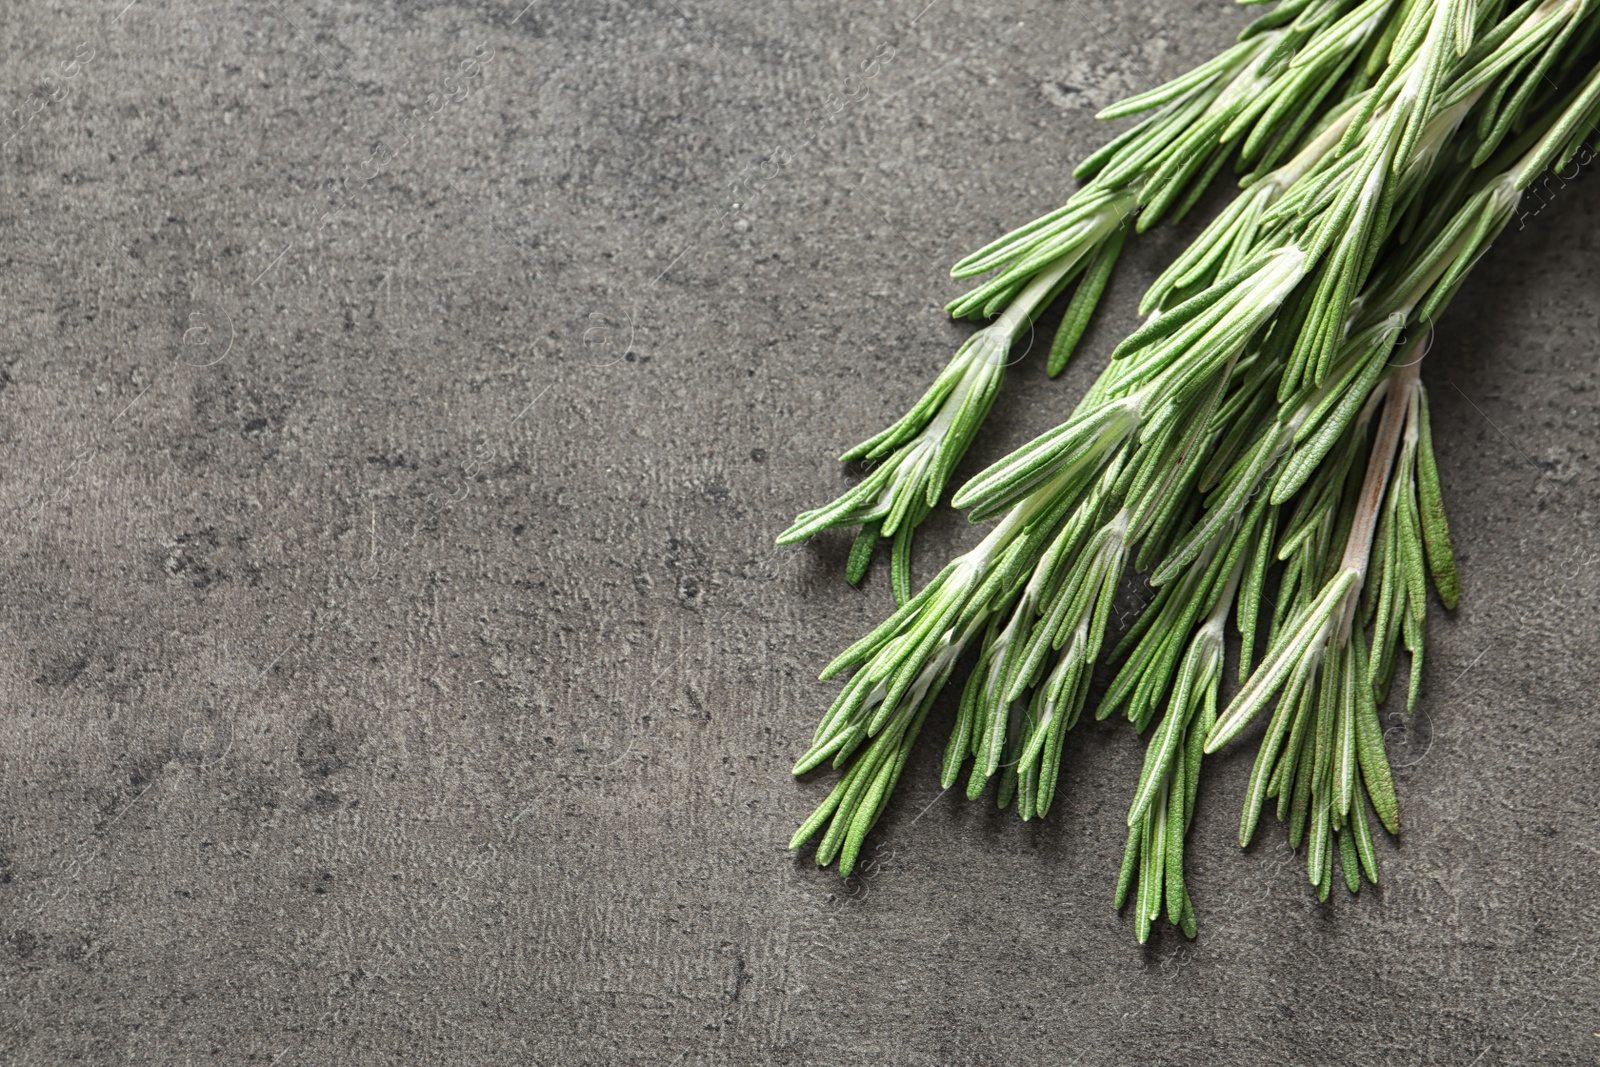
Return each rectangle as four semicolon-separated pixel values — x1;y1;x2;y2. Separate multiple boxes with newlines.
1;1;1597;1063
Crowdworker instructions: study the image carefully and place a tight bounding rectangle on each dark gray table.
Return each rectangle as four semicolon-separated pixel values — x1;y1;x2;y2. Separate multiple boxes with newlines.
2;1;1596;1063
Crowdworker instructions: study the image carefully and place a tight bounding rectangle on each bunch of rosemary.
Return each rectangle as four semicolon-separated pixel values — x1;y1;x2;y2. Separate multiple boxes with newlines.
781;0;1600;941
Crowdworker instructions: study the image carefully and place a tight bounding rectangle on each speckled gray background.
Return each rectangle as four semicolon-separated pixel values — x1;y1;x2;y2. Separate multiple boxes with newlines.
1;1;1596;1064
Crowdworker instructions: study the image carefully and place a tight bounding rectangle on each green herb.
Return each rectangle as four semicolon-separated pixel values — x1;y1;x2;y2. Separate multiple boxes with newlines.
781;0;1600;941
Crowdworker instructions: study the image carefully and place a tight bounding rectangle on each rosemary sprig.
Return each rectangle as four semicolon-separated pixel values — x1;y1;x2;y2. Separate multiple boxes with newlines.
781;0;1600;940
1204;48;1600;897
782;0;1447;594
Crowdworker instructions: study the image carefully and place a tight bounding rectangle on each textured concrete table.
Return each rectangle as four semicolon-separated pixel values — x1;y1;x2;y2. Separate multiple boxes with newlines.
1;2;1597;1064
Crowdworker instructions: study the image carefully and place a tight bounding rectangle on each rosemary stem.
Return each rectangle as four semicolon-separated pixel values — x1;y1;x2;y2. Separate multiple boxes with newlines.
1336;331;1426;635
995;253;1082;339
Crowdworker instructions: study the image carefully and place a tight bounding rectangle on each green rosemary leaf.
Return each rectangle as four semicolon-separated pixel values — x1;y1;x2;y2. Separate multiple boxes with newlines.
1309;650;1340;806
1272;664;1314;820
1115;821;1142;910
1178;892;1199;939
1238;502;1280;681
1334;635;1360;819
941;642;987;787
1396;467;1430;640
1240;669;1311;847
1208;567;1357;752
1350;782;1381;882
845;520;880;586
1240;0;1317;40
891;508;918;607
1308;778;1332;887
1137;780;1168;941
788;775;846;852
1140;130;1236;231
1268;551;1306;651
1164;753;1190;924
1049;224;1127;378
1365;0;1408;77
1339;822;1362;893
1414;383;1460;607
1352;630;1400;833
1186;678;1214;823
1288;723;1314;848
1098;38;1262;121
1369;487;1403;696
839;742;903;875
808;739;885;863
1361;469;1392;626
1403;597;1425;712
1129;641;1203;827
996;753;1019;810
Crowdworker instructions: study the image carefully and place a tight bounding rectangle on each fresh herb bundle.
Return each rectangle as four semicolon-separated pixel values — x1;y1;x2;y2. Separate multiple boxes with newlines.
781;0;1600;941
